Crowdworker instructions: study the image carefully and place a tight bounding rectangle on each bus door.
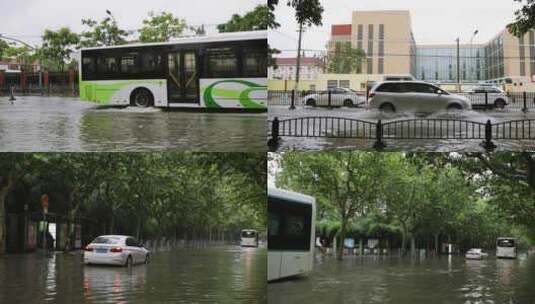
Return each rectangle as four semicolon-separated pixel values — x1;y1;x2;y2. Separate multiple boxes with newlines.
167;51;199;103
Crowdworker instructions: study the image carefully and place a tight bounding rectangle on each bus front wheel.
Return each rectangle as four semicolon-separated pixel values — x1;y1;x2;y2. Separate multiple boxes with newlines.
131;88;154;108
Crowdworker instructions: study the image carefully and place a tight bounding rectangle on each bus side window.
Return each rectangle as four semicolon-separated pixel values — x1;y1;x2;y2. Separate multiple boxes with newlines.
142;53;163;73
82;56;95;80
206;47;238;78
243;49;267;78
120;52;139;74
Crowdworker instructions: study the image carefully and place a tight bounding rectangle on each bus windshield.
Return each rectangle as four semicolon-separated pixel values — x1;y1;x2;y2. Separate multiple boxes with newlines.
241;230;257;238
497;239;515;247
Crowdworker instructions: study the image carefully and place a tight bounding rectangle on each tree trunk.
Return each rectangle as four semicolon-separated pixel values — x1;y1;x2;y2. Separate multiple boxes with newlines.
434;233;439;255
0;187;8;255
410;237;416;257
336;216;348;260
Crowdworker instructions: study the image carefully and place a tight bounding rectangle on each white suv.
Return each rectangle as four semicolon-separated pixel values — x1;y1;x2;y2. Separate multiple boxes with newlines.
302;87;365;107
368;81;472;113
467;86;509;109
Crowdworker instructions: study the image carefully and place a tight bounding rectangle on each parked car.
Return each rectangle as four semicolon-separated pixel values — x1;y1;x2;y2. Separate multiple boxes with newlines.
465;248;489;260
84;235;150;267
368;81;472;113
302;87;365;107
466;85;509;109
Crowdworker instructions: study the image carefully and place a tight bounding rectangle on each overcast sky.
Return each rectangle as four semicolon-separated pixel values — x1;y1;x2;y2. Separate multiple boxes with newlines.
0;0;264;46
270;0;524;57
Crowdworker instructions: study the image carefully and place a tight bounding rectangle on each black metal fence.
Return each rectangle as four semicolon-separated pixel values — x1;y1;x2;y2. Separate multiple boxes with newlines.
268;116;535;151
0;71;79;96
269;90;535;111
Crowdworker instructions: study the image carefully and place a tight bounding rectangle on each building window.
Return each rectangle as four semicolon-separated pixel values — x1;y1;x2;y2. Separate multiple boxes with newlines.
339;80;350;88
368;24;374;39
521;61;526;76
379;24;384;40
368;40;373;57
367;57;373;74
378;41;384;57
357;40;363;51
327;80;338;89
357;24;363;40
378;58;384;74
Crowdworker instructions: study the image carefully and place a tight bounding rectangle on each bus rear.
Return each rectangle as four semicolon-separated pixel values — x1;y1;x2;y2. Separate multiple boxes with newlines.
496;237;516;259
240;229;259;247
268;187;316;282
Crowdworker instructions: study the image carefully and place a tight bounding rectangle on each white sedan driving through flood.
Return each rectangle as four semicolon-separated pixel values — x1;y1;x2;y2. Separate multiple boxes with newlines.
84;235;150;266
368;81;472;113
302;87;365;107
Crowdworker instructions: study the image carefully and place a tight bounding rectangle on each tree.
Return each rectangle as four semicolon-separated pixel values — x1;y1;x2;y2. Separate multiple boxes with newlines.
218;5;279;32
508;0;535;36
79;16;129;47
40;27;79;72
328;41;366;74
0;39;10;60
139;11;187;43
277;152;385;260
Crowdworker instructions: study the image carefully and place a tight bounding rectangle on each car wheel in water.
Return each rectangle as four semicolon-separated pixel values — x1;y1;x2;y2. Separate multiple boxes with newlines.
379;103;395;113
125;255;133;267
343;99;353;107
494;99;506;109
131;88;154;108
306;99;316;107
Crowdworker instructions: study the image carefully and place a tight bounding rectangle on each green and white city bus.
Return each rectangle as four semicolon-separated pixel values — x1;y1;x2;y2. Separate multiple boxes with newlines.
79;30;267;110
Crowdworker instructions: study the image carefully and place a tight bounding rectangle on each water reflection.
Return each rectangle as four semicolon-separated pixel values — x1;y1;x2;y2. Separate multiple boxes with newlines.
268;254;535;304
0;246;266;303
0;97;266;151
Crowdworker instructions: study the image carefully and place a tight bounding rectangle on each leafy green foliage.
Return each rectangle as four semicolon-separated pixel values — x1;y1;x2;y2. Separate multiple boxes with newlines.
327;42;366;74
0;153;266;254
508;0;535;37
0;39;10;60
139;11;187;42
40;27;79;72
79;16;130;47
218;5;279;32
274;152;534;258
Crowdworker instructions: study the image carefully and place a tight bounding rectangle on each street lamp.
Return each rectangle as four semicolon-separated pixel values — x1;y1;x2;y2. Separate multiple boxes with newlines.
470;29;479;81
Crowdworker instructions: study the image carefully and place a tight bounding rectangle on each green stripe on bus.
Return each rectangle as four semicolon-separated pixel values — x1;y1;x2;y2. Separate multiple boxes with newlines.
203;79;266;108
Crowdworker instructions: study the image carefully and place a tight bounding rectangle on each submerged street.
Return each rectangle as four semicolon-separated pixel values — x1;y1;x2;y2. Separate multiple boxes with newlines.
0;97;266;152
268;254;535;304
0;246;266;303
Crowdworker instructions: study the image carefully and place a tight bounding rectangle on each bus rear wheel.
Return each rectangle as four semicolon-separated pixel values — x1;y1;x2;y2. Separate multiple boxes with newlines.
131;88;154;108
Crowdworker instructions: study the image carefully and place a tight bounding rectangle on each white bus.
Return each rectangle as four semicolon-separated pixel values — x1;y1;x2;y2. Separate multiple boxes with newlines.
240;229;259;247
268;187;316;281
79;31;267;110
496;237;517;259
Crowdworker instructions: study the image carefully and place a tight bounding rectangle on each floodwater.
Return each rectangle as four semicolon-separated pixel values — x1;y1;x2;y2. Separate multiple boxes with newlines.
0;96;266;152
269;105;535;151
268;254;535;304
0;246;266;303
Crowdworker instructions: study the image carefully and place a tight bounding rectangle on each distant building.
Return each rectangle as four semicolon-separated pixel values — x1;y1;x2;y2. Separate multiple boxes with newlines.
0;60;41;73
327;10;417;76
268;57;324;81
328;10;535;87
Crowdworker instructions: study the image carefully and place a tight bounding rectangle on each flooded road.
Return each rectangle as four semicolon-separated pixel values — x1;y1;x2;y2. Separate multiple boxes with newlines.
269;105;535;151
0;97;266;152
268;254;535;304
0;246;266;303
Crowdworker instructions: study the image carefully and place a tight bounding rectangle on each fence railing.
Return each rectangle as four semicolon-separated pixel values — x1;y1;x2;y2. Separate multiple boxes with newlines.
268;116;535;151
0;70;79;96
269;89;535;111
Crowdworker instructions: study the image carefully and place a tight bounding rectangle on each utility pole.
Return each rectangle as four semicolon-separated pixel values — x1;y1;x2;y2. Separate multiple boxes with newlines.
294;21;304;91
456;38;460;92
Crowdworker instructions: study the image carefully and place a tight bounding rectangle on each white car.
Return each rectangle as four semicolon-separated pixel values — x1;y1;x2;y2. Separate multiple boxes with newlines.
84;235;150;266
465;248;489;260
368;81;472;113
466;86;509;109
302;87;365;107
